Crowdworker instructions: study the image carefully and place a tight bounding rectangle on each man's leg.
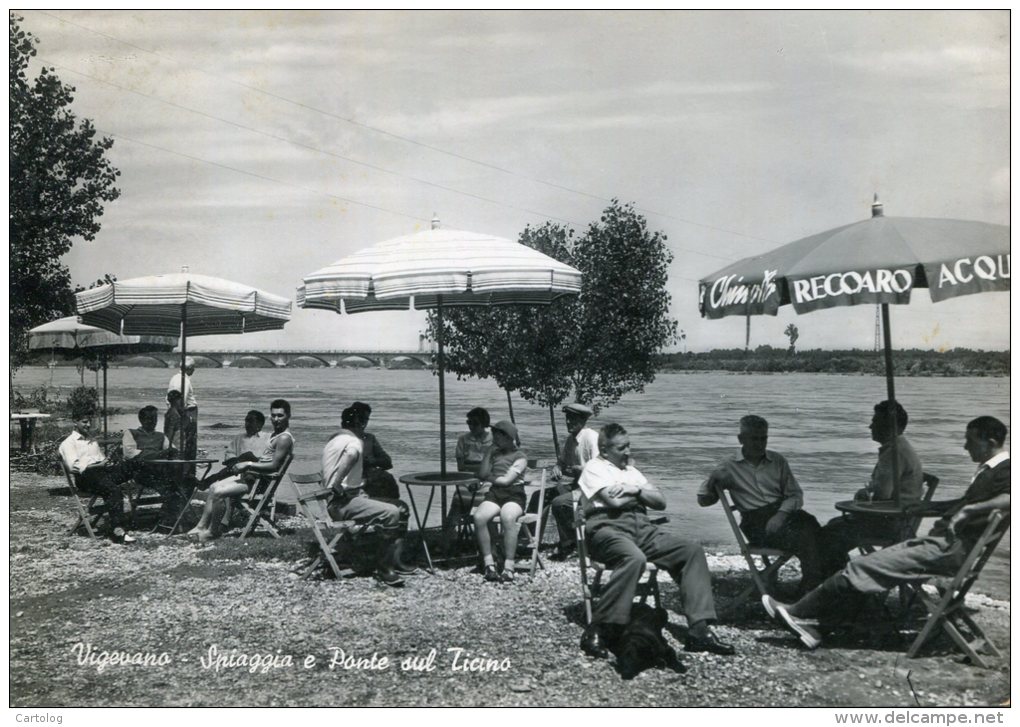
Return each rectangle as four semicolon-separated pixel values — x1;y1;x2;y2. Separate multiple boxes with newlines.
759;510;826;591
331;495;403;583
637;525;717;625
549;491;577;557
588;522;647;628
77;468;127;535
192;477;248;539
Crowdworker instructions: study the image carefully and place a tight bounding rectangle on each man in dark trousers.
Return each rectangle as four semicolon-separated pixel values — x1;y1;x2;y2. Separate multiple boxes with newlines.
764;416;1010;650
698;414;826;593
578;423;735;659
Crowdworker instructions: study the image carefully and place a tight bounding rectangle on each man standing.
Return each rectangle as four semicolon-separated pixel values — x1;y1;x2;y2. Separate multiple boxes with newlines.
60;410;135;544
818;400;925;576
535;402;600;560
698;415;826;593
321;405;406;586
188;399;294;542
167;356;198;459
578;423;734;659
764;416;1009;650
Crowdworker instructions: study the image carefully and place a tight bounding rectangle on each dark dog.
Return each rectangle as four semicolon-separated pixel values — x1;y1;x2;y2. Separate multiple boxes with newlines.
611;603;686;680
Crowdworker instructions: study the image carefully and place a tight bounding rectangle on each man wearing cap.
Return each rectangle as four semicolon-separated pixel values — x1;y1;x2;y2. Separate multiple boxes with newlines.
528;402;600;560
167;357;199;461
579;422;735;658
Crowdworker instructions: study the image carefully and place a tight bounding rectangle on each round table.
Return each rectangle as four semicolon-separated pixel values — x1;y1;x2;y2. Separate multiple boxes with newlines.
399;471;479;572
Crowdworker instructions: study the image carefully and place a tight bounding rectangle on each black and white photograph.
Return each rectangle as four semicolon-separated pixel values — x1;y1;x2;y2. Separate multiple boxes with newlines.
8;9;1010;714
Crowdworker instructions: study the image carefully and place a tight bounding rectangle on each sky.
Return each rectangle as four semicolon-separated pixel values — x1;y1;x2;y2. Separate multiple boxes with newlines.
15;9;1011;353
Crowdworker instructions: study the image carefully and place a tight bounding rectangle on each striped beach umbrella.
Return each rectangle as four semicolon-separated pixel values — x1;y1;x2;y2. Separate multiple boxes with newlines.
76;273;292;453
28;316;178;438
298;219;582;476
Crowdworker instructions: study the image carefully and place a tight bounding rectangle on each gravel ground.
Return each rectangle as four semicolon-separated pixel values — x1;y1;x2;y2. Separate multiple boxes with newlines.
9;472;1010;707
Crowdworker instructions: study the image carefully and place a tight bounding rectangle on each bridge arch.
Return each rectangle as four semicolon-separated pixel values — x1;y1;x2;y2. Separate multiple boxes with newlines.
228;355;278;368
337;355;376;368
284;355;331;368
388;355;432;369
118;354;174;368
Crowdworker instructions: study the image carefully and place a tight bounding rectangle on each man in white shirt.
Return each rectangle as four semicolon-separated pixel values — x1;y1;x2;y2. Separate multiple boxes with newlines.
59;412;135;544
578;423;734;660
539;402;601;560
167;356;198;459
321;405;405;587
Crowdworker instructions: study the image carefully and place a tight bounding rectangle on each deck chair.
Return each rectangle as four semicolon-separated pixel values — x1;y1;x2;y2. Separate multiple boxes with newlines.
902;510;1009;667
61;458;110;538
238;455;293;539
290;473;383;580
513;467;548;576
858;473;940;554
715;484;794;611
574;500;662;625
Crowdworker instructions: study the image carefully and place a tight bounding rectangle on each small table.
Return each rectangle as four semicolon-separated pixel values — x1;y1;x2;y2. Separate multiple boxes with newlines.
834;499;943;542
147;458;218;534
399;471;479;572
10;412;51;453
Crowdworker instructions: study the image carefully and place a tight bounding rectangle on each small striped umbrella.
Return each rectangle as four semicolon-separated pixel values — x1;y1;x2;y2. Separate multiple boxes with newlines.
76;273;292;453
28;316;178;438
298;219;582;476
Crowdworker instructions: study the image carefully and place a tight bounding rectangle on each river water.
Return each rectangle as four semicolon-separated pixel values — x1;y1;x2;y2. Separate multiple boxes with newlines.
15;366;1010;598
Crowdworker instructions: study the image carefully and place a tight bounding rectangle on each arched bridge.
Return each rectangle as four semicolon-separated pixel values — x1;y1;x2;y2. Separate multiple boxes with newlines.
128;349;436;369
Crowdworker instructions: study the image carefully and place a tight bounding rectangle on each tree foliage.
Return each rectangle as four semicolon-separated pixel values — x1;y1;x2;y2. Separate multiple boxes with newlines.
429;201;679;429
784;323;800;354
10;15;121;370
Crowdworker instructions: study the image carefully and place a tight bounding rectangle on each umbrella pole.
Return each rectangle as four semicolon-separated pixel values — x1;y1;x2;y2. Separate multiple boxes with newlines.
102;356;109;441
880;303;902;510
437;296;448;524
180;303;188;457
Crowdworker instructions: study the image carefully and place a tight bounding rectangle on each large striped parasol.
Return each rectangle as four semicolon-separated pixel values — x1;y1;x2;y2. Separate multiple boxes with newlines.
76;273;292;453
298;220;583;477
28;316;178;439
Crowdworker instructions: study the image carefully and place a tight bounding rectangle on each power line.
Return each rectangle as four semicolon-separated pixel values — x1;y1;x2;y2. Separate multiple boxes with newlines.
32;10;773;252
97;127;428;223
43;58;583;228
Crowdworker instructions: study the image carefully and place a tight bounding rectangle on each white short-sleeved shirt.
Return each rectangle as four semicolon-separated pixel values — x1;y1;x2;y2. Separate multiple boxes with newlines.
168;373;197;409
578;456;649;511
321;430;363;492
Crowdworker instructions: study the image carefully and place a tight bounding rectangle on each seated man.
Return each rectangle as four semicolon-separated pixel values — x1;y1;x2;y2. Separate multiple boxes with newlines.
698;415;825;592
187;399;294;542
198;409;269;489
349;401;399;500
578;423;734;659
527;402;600;560
122;405;180;524
321;405;406;587
59;410;135;544
764;416;1009;650
818;400;925;576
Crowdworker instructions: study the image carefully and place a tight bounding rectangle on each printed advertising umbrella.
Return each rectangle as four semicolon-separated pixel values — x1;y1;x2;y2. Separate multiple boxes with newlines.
75;273;292;454
298;218;583;479
699;198;1010;506
28;316;178;439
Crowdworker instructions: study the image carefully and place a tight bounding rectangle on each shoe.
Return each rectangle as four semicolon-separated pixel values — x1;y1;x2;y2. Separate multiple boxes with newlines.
775;604;822;650
483;565;500;583
580;625;609;659
122;532;136;544
684;629;736;655
550;546;576;561
499;570;515;584
374;569;406;587
111;527;127;543
394;565;420;576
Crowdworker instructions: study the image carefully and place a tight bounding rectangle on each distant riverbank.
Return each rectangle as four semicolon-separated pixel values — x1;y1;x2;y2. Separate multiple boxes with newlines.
656;348;1009;377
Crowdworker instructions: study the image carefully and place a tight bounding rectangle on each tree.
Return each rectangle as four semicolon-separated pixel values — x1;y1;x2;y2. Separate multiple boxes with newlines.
431;201;679;449
10;15;121;371
784;323;800;354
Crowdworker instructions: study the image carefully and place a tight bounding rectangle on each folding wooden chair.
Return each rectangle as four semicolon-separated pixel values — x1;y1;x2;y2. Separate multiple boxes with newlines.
514;467;549;576
858;473;940;554
60;458;106;538
573;500;662;625
238;455;293;539
903;510;1009;667
714;484;794;611
290;472;382;580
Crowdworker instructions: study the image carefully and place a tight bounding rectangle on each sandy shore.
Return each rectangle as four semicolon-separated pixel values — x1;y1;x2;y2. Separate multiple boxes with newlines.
9;471;1010;708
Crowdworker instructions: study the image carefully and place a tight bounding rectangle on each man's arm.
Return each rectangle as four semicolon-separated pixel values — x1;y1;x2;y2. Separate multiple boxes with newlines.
776;456;803;514
593;480;666;511
323;447;360;496
122;431;140;460
697;467;726;507
946;493;1010;532
236;434;292;475
367;436;393;471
